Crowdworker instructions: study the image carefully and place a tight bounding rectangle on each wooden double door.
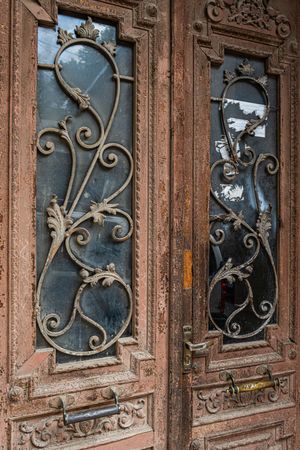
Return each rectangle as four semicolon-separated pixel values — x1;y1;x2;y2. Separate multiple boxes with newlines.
0;0;300;448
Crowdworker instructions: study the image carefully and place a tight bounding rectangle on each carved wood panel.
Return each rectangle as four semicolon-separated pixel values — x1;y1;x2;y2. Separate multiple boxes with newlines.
191;418;295;449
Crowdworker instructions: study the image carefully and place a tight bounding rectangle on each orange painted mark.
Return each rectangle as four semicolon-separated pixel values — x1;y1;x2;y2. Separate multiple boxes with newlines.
183;250;192;289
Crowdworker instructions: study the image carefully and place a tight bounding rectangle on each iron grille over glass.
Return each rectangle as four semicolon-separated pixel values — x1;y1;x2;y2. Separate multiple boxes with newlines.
209;53;278;343
36;14;134;362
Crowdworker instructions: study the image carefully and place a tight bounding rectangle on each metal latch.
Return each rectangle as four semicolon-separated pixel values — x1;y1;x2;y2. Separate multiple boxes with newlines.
183;325;212;372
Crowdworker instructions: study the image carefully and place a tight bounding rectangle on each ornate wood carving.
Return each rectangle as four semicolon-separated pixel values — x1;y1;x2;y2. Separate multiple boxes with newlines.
195;376;291;421
206;0;291;39
17;399;146;448
195;418;296;449
190;439;202;450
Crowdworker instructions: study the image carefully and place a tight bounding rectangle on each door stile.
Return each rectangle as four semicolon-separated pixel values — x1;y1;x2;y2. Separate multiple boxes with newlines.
169;0;197;448
150;0;171;447
296;4;300;449
169;0;186;444
0;0;12;445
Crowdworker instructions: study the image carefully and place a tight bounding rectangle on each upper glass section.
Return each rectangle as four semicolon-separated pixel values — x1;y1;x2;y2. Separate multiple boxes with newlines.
209;53;278;343
36;14;134;363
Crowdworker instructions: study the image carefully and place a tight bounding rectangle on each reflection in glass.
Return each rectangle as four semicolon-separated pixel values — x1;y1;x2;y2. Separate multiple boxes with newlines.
209;54;278;343
36;14;134;362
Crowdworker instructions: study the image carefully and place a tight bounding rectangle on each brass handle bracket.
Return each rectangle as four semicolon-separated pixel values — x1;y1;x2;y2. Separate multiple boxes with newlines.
183;325;212;372
60;387;120;425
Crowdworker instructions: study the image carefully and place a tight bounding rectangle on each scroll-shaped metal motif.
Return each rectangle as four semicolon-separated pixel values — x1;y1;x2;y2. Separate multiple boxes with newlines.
36;17;133;357
209;58;278;340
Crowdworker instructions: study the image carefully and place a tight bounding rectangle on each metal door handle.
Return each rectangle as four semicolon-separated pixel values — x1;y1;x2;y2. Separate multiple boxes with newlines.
228;379;277;394
60;388;120;425
183;325;212;372
221;366;279;395
185;341;211;352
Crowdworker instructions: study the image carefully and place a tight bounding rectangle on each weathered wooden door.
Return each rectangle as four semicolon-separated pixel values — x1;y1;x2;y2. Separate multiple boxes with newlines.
1;0;300;449
0;0;170;449
169;1;300;449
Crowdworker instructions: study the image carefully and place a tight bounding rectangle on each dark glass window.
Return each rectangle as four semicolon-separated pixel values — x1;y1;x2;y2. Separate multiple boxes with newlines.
36;14;134;362
209;53;278;343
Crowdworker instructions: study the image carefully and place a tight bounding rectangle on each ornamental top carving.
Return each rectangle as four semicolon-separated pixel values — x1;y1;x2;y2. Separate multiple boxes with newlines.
206;0;291;39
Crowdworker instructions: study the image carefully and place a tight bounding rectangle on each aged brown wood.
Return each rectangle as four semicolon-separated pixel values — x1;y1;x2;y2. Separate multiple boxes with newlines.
1;0;300;449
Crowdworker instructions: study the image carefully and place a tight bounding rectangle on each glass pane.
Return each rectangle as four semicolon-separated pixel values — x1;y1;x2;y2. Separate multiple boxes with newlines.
36;14;134;362
209;53;278;343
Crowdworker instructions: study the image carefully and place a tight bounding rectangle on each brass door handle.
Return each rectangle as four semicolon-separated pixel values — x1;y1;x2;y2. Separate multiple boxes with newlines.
60;388;120;425
221;366;279;395
228;379;277;394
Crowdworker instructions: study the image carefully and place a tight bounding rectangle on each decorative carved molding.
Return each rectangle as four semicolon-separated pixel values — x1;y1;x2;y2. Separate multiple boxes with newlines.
145;3;158;19
190;438;202;450
206;0;291;39
195;376;290;419
202;419;295;449
8;385;25;403
137;1;159;26
18;399;145;448
21;0;55;24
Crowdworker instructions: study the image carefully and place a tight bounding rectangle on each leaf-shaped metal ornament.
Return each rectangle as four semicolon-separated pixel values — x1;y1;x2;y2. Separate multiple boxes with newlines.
75;17;100;41
224;70;236;84
57;28;73;46
90;200;118;225
237;59;255;76
103;41;117;56
47;196;72;246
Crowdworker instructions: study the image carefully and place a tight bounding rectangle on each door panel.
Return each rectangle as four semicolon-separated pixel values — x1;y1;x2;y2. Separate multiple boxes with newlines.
186;1;299;449
0;1;170;449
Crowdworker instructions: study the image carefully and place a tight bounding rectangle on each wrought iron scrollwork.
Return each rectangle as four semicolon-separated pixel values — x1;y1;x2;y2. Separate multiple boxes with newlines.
36;17;133;356
209;59;279;339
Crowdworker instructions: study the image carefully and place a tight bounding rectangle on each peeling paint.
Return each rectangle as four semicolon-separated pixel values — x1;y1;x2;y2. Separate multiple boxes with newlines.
215;137;241;160
224;98;266;117
215;184;244;202
224;99;267;138
227;118;266;137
